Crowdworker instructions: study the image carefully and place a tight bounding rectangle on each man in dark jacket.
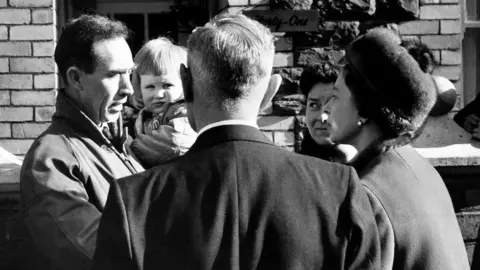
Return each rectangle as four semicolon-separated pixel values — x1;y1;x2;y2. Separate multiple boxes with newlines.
19;14;144;270
92;13;380;270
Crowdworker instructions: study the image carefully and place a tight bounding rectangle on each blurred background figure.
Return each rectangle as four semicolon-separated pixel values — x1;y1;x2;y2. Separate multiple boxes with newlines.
401;39;457;117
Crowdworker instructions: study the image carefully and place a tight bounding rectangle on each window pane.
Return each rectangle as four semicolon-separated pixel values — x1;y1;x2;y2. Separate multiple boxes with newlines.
466;0;480;21
114;14;145;55
148;12;178;43
462;28;480;105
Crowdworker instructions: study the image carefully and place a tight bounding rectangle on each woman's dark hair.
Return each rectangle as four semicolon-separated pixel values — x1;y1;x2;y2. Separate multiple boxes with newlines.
54;14;130;85
401;39;437;74
299;61;339;96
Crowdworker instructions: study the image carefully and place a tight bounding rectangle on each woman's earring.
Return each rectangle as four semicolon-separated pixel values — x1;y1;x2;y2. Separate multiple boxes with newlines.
357;121;363;127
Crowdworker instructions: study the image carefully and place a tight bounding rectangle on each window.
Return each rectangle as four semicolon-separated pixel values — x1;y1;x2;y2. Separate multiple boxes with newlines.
97;2;178;55
462;0;480;105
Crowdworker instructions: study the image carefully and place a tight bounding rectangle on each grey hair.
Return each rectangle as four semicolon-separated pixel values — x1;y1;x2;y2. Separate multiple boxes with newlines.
187;13;276;107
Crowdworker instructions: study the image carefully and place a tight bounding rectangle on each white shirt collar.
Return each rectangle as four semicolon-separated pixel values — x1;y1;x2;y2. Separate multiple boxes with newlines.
197;119;258;137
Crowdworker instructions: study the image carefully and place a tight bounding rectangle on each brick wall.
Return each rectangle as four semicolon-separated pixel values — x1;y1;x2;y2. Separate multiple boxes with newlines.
0;0;58;156
402;0;462;104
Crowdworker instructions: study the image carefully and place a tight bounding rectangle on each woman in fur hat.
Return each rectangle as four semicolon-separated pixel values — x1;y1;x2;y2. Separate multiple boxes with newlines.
298;62;357;163
327;28;469;269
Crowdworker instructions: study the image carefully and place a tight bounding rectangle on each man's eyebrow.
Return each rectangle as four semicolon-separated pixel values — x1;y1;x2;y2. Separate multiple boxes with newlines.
307;97;319;101
107;66;135;73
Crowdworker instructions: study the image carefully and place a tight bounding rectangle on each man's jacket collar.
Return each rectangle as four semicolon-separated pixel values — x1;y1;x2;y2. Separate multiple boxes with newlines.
53;91;114;146
189;124;273;153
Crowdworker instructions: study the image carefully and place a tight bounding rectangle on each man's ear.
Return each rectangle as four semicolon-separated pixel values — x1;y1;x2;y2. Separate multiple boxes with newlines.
66;66;84;91
260;74;282;111
180;63;193;102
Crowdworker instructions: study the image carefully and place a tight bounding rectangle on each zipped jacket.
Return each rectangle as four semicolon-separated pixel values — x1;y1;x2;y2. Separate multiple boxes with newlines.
19;91;144;270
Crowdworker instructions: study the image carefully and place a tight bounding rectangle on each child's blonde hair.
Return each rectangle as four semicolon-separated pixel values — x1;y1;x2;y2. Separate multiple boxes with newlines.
130;37;187;109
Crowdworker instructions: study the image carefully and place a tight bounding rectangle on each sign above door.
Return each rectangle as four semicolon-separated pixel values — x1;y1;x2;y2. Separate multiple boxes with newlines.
243;10;320;32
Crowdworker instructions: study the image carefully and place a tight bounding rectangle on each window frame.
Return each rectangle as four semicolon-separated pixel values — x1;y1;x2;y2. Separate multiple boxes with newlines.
462;0;480;107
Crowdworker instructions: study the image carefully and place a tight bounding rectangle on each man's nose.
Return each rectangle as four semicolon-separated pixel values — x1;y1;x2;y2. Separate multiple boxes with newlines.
120;74;133;95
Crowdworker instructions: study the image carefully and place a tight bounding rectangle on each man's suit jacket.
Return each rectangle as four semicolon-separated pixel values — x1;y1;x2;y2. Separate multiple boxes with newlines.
92;125;380;270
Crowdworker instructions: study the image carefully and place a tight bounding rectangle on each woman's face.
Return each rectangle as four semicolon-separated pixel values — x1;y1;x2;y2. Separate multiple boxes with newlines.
327;68;362;145
306;82;334;146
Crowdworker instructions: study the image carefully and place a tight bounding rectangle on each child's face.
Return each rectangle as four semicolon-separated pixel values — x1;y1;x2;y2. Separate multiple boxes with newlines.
140;73;184;114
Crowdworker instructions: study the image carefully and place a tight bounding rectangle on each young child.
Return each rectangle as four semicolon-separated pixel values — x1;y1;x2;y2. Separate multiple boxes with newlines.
128;37;196;168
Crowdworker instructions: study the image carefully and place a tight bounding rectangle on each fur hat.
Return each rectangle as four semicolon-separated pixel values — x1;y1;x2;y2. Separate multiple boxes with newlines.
343;28;437;138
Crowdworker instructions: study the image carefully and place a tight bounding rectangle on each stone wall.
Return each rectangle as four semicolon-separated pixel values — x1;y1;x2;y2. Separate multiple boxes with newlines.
0;0;58;156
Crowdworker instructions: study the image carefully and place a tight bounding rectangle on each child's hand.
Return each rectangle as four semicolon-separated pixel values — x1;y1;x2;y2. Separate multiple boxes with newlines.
464;114;480;133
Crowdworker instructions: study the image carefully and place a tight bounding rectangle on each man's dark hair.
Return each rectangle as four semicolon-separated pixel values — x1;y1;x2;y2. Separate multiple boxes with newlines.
54;14;130;84
299;61;339;96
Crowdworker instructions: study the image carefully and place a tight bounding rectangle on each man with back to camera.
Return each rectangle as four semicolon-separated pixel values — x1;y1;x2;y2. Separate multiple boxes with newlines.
19;14;144;270
92;13;381;270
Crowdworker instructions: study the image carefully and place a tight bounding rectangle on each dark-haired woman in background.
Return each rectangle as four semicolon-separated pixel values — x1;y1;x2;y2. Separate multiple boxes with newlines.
327;28;469;269
299;62;357;163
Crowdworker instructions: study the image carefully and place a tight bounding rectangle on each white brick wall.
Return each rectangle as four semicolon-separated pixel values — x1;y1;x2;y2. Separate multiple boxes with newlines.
441;50;461;65
32;9;54;24
0;0;56;154
11;91;56;106
0;123;10;138
0;91;9;105
440;20;461;34
34;74;57;89
10;0;53;8
399;20;439;35
434;65;461;80
10;25;55;40
420;34;461;49
0;58;8;72
0;9;30;24
33;41;55;56
10;57;55;73
0;42;31;56
0;107;33;121
0;26;7;40
0;74;32;89
420;5;460;19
